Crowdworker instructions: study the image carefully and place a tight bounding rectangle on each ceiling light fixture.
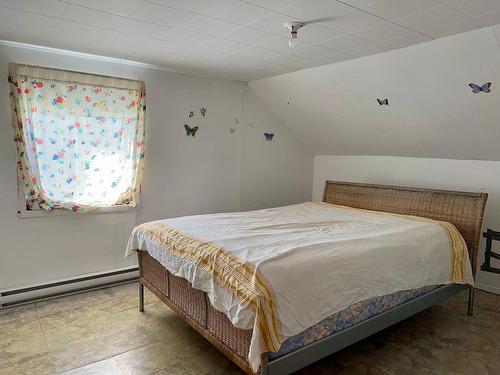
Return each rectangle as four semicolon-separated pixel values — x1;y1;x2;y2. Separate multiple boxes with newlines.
284;22;304;105
284;21;305;49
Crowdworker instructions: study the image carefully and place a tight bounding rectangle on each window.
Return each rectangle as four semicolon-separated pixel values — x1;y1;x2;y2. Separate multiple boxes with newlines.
8;64;146;214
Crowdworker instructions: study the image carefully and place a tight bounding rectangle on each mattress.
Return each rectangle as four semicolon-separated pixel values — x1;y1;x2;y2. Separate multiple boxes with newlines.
269;285;440;359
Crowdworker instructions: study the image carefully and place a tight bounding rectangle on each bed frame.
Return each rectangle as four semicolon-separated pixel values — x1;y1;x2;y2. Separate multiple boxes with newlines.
137;181;488;375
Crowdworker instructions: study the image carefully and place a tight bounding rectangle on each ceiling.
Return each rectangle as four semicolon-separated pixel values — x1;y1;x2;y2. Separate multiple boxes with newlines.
1;0;500;82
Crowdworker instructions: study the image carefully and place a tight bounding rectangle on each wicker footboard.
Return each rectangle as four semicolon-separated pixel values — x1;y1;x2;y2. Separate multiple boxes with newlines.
138;250;257;374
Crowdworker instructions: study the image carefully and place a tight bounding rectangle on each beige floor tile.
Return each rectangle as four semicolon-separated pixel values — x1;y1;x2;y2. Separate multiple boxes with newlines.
150;363;195;375
35;289;112;316
39;306;89;331
89;308;142;335
176;345;243;375
83;288;156;320
58;357;123;375
99;324;159;356
44;323;100;352
50;324;157;373
0;353;55;375
40;307;99;350
114;341;184;375
0;317;44;347
0;304;38;324
43;335;108;374
105;283;157;303
153;358;243;375
0;314;53;375
103;283;139;298
0;333;50;370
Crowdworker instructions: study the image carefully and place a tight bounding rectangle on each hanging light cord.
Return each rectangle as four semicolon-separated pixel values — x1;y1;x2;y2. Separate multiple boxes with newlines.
288;34;293;105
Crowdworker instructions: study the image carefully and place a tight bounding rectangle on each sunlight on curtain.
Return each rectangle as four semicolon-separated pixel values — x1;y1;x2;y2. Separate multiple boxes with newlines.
8;64;146;212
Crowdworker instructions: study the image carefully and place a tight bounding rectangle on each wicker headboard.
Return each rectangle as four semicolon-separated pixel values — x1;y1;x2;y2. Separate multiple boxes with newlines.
323;181;488;275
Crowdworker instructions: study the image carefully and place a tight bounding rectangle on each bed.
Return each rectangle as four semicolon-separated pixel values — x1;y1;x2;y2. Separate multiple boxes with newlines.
128;181;487;375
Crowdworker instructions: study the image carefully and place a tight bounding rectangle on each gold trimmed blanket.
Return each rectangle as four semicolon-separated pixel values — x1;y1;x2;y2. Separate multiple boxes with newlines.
134;222;283;355
314;202;469;283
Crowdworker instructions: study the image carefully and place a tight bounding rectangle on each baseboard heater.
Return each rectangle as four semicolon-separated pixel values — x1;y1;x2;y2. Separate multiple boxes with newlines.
0;267;139;308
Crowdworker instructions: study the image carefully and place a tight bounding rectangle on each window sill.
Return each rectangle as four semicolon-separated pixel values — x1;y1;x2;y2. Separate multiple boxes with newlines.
17;204;140;219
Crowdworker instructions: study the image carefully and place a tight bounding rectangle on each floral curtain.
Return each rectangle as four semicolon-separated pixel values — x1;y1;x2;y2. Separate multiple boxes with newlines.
8;63;146;212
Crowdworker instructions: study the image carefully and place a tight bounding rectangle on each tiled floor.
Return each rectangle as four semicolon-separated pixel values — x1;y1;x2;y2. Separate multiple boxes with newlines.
0;283;498;375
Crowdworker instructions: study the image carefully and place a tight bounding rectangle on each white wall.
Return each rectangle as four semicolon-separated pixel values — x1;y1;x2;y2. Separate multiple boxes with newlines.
135;70;242;223
313;155;500;293
240;87;313;210
0;42;313;291
250;25;500;161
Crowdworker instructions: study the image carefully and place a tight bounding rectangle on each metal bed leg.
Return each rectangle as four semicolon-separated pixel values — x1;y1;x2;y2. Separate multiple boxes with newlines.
139;282;145;312
467;286;475;316
260;353;269;375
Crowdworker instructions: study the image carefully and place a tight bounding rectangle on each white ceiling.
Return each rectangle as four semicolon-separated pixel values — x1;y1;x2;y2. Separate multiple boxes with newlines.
1;0;500;82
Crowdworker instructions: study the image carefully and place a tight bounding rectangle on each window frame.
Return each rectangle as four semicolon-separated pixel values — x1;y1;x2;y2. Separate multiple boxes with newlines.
9;63;146;216
17;183;141;218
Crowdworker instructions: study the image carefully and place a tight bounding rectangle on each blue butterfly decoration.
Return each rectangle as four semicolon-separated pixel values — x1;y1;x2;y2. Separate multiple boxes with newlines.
469;82;491;93
377;98;389;105
264;133;274;142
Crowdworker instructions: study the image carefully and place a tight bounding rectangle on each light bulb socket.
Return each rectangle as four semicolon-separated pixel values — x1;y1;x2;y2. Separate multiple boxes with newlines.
284;22;304;49
284;21;305;34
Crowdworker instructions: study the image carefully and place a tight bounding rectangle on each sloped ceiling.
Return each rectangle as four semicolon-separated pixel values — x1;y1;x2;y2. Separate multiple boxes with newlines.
249;25;500;161
2;0;500;82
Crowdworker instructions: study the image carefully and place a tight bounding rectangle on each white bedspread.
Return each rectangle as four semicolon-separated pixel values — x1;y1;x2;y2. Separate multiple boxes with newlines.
126;202;473;371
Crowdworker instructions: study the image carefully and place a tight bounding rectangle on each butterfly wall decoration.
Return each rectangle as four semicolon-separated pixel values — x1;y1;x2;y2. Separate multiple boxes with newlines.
377;98;389;105
188;111;194;118
200;107;207;117
469;82;491;93
184;124;199;137
229;127;236;133
264;133;274;142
